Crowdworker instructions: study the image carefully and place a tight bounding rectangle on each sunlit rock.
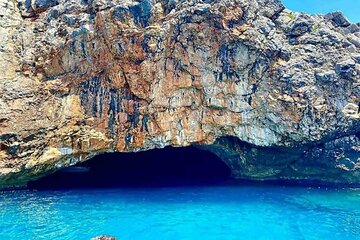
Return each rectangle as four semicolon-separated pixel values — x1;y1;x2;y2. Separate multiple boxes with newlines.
0;0;359;188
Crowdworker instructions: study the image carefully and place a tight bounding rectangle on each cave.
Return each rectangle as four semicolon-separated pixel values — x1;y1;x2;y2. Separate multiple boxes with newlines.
28;146;231;189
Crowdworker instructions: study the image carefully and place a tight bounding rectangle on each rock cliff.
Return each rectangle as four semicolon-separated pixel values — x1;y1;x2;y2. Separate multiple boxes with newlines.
0;0;359;188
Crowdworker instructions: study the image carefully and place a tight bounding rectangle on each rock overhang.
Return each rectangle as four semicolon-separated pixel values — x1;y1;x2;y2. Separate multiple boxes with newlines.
0;0;359;188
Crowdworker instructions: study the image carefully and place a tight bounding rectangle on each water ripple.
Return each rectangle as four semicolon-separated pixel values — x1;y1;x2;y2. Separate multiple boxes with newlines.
0;186;359;239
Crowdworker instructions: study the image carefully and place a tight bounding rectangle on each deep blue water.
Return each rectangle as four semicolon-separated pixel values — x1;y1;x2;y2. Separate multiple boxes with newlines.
0;185;359;240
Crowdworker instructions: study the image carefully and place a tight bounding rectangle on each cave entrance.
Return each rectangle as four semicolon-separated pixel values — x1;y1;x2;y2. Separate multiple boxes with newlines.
28;146;231;189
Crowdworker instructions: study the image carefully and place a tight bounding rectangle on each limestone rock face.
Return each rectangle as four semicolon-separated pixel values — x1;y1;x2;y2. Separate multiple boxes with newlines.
0;0;359;188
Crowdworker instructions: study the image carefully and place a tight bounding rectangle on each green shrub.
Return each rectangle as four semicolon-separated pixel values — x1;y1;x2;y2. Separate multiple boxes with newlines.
287;12;296;20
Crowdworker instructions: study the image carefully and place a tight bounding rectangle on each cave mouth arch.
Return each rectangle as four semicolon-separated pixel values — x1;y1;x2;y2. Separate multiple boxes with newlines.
28;146;232;189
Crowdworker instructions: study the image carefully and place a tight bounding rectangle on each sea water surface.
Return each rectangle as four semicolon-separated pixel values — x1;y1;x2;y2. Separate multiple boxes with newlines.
0;184;359;240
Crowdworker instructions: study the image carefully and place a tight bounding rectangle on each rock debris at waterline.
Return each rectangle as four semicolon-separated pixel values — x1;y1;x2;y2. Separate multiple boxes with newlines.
0;0;359;188
91;236;116;240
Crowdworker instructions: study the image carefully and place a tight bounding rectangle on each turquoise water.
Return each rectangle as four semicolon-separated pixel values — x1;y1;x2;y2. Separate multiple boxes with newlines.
0;185;359;240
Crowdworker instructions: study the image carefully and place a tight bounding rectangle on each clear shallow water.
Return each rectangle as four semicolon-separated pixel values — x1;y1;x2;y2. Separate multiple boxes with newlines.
0;185;359;240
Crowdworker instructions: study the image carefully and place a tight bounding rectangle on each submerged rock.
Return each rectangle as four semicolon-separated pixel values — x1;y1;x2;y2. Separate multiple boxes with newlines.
91;236;116;240
0;0;359;188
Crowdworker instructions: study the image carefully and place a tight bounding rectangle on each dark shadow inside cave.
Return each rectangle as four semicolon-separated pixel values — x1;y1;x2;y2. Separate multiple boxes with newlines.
28;146;231;189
